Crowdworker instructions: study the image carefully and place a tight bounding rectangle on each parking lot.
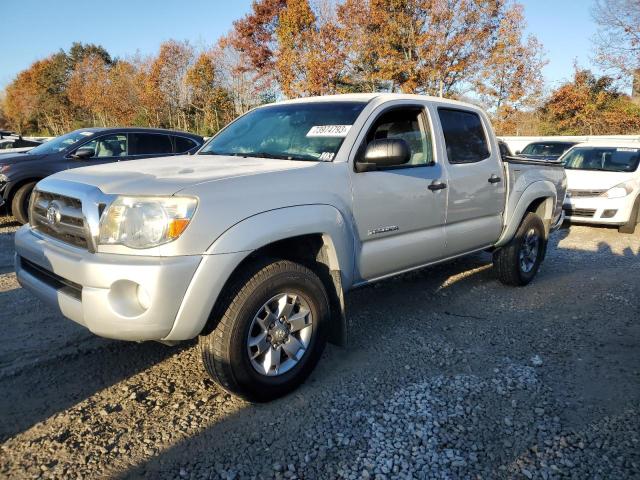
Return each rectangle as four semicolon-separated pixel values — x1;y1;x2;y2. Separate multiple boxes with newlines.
0;214;638;479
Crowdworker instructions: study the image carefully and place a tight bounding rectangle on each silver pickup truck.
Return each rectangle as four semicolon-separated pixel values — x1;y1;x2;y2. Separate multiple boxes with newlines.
14;94;566;401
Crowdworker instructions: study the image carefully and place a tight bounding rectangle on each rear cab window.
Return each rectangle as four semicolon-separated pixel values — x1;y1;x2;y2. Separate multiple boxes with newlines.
437;108;490;164
129;133;173;155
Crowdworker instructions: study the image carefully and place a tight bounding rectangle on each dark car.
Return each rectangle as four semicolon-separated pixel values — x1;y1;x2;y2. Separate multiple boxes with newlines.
0;132;42;150
516;141;577;161
0;127;204;223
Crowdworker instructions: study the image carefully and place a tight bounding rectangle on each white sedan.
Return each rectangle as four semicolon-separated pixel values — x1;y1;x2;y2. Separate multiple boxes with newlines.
562;141;640;233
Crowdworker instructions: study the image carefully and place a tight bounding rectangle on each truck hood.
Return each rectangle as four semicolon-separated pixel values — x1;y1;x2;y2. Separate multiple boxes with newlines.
565;169;635;191
47;154;318;195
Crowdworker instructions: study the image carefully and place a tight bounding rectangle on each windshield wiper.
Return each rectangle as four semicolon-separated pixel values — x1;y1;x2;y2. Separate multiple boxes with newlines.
240;151;315;161
198;150;319;161
198;151;244;156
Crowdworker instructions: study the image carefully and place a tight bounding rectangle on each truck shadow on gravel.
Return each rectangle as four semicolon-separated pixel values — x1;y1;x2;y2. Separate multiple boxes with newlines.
0;340;193;442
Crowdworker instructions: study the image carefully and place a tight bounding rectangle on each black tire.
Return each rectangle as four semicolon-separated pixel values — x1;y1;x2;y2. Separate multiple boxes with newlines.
199;259;330;402
618;196;639;234
11;181;37;224
493;212;547;286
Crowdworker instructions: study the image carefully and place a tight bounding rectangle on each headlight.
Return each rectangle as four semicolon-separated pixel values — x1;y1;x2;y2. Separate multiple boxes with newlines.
601;180;635;199
99;196;197;249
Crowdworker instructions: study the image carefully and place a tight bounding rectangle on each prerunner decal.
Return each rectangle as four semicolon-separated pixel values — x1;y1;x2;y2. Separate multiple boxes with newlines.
306;125;352;137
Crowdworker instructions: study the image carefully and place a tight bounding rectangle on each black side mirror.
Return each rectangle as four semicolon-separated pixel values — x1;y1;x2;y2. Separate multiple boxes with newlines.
356;138;411;172
71;147;95;160
515;150;521;155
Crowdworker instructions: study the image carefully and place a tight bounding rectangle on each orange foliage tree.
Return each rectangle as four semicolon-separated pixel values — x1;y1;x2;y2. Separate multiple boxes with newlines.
540;69;640;135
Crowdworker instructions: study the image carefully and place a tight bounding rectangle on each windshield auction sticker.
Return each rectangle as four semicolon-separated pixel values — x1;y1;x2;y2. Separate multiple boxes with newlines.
306;125;352;137
617;147;638;152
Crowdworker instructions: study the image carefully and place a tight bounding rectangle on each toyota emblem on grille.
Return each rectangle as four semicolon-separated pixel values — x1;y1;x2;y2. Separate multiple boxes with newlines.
46;202;62;226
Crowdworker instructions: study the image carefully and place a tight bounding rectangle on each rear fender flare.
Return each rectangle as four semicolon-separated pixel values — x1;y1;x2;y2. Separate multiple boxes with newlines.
496;181;557;247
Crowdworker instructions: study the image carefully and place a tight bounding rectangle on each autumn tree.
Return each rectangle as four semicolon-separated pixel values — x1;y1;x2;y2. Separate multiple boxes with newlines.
226;0;287;83
477;4;546;134
213;41;277;115
540;69;640;135
186;52;235;133
229;0;546;99
3;53;74;135
592;0;640;86
68;54;111;126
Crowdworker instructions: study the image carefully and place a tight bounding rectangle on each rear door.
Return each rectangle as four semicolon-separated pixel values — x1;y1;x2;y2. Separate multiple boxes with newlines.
350;103;448;281
434;107;505;256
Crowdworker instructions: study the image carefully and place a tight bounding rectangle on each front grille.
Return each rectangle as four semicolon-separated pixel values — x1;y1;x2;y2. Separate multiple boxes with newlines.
567;189;605;198
30;190;89;250
19;256;82;300
564;208;596;218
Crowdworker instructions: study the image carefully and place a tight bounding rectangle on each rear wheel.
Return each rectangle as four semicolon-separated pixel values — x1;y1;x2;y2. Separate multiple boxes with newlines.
199;259;330;402
618;196;639;234
11;181;37;224
493;213;547;286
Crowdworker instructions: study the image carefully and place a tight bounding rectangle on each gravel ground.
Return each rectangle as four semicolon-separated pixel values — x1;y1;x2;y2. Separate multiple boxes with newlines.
0;214;638;479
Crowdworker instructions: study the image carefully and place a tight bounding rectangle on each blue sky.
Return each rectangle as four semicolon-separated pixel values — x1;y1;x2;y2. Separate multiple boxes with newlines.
0;0;599;91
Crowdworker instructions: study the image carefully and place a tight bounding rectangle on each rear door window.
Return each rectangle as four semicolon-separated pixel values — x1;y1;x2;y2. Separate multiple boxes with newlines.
129;133;173;155
174;136;198;153
438;109;490;164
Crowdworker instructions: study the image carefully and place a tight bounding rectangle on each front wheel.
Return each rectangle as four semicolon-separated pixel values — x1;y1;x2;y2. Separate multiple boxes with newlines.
199;259;330;402
493;212;547;286
618;196;639;234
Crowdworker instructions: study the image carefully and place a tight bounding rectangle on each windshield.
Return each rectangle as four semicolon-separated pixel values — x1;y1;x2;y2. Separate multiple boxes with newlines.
521;142;575;156
198;102;367;161
28;130;96;155
562;146;640;172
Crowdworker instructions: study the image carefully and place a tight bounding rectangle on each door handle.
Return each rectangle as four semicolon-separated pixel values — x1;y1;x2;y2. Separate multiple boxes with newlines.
488;174;502;184
428;181;447;191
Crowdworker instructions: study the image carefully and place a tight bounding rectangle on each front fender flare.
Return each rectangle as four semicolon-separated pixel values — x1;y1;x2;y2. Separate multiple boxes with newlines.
163;204;355;342
206;204;355;287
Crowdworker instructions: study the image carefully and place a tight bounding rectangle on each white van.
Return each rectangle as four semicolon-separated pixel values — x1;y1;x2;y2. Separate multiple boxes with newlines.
562;141;640;233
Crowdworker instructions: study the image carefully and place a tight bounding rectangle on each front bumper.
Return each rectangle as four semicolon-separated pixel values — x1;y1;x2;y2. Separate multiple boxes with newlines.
563;195;635;226
14;226;247;341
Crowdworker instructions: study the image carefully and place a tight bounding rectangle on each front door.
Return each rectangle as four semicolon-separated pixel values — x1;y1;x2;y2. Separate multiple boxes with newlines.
67;133;130;168
350;104;448;281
